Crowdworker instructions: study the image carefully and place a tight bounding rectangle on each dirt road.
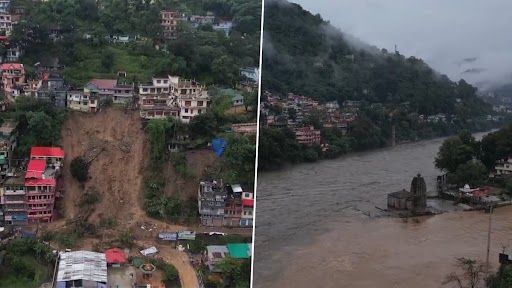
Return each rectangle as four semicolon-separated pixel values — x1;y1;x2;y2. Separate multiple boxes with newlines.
137;240;200;288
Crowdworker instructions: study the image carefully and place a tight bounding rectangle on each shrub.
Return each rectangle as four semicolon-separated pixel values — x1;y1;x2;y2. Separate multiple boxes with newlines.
70;156;89;183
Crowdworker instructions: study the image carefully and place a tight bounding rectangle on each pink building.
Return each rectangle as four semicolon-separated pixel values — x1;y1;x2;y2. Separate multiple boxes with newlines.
26;146;64;223
161;11;182;39
1;63;25;99
294;126;321;146
25;159;57;223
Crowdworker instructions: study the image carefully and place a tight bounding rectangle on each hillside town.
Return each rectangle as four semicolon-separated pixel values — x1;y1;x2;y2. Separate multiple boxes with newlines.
260;90;508;156
0;0;259;287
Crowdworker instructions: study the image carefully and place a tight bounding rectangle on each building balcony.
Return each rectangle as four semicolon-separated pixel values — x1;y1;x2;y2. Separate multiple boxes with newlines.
4;190;25;196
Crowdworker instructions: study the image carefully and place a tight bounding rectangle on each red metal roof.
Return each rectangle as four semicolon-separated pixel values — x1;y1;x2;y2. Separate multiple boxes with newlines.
105;248;127;264
242;199;254;207
25;178;56;186
0;63;24;71
30;147;65;158
26;159;46;179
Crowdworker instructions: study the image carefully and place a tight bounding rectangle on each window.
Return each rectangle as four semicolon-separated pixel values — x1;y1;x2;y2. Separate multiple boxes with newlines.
198;101;203;106
184;108;189;113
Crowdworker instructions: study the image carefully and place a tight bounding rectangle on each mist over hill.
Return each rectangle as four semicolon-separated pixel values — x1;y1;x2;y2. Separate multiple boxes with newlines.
262;0;491;117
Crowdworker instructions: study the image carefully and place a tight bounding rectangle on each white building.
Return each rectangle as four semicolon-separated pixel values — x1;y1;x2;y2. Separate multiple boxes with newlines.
494;157;512;176
169;76;210;123
240;67;259;83
0;13;12;36
139;77;170;95
67;90;99;113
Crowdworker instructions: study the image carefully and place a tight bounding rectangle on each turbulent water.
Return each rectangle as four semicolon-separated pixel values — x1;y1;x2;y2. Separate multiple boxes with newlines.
253;132;512;288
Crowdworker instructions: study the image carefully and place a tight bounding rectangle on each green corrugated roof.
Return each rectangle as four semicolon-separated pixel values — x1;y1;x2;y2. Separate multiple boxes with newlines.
227;243;251;259
132;257;144;267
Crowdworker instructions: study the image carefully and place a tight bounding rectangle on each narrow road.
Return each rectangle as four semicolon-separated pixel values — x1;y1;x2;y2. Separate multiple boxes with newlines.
137;241;199;288
158;245;200;288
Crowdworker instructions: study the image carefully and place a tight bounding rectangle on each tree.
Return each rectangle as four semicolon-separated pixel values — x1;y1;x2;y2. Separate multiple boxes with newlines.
146;119;171;167
70;156;89;183
443;258;485;288
223;134;256;184
448;160;488;187
243;90;257;113
101;49;115;72
435;132;477;173
188;112;217;140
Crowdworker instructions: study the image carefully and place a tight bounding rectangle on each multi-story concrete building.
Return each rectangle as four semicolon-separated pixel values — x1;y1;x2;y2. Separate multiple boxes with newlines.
0;1;10;14
169;76;210;123
161;11;182;40
223;184;243;227
0;63;25;99
84;79;134;105
67;90;99;112
139;76;210;122
139;94;180;119
2;173;27;225
494;157;512;177
198;181;252;228
0;120;16;179
2;146;65;224
25;159;56;223
139;77;177;119
198;180;227;227
240;191;254;227
36;72;67;108
294;126;321;146
0;13;13;36
139;77;171;95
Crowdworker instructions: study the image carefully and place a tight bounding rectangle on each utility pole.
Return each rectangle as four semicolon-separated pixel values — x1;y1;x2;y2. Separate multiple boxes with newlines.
486;205;493;274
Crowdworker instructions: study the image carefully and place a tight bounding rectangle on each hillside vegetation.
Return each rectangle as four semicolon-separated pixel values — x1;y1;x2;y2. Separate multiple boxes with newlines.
10;0;261;87
262;0;489;117
258;0;500;170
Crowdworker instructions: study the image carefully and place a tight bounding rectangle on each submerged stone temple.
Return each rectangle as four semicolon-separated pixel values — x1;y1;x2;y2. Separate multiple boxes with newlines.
387;174;427;212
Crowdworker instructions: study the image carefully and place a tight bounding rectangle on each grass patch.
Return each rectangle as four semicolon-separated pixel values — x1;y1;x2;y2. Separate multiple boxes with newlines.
0;256;52;288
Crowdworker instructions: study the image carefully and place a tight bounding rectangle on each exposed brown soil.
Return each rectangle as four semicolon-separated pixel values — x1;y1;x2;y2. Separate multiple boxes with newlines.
40;108;249;286
59;108;149;226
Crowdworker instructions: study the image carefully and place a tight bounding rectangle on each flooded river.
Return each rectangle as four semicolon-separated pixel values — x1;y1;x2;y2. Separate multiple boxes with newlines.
253;132;512;288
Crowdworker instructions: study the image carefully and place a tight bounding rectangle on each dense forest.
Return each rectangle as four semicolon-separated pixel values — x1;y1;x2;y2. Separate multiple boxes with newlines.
258;0;501;170
8;0;261;87
262;0;489;114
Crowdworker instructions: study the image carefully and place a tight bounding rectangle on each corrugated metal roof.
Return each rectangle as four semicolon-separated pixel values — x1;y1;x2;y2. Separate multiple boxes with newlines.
56;251;107;283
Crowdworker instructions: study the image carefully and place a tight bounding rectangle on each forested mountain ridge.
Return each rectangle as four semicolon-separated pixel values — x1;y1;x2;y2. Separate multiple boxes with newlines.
262;0;490;118
7;0;261;87
257;0;504;170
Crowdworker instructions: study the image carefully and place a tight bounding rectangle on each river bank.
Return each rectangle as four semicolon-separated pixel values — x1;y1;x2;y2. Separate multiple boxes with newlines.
259;126;502;172
253;131;502;288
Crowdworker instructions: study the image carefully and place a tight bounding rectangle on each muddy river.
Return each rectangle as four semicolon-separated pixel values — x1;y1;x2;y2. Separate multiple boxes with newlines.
253;132;512;288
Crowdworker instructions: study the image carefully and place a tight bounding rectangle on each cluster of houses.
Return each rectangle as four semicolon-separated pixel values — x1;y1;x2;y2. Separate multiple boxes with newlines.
0;144;64;226
261;92;358;146
161;10;234;40
198;180;254;228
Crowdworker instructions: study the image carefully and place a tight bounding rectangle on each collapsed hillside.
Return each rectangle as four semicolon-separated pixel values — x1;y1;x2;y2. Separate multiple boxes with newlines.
57;108;217;233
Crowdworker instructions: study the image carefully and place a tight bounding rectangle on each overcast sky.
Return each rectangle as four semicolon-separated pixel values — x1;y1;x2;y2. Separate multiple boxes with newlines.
292;0;512;90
